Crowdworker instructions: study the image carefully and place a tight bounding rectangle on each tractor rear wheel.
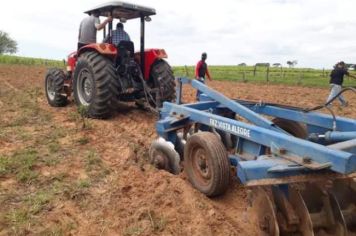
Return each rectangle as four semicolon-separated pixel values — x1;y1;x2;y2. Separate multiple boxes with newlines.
73;51;119;118
184;132;230;197
45;68;68;107
150;60;176;108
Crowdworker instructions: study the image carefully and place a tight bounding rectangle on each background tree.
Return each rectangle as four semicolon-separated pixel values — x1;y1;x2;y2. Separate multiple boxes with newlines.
273;63;281;67
255;63;270;67
287;60;298;68
0;31;18;54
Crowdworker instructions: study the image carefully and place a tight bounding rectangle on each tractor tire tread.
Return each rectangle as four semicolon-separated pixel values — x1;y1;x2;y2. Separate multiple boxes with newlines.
45;68;68;107
73;51;119;119
185;132;230;197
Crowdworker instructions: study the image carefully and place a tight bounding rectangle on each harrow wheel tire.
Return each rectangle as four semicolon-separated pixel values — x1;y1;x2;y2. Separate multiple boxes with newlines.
149;139;181;175
184;132;230;197
272;118;308;139
45;68;68;107
150;60;176;108
73;51;119;119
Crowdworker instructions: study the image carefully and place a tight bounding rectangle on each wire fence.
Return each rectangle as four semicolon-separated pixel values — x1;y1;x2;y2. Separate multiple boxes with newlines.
0;55;355;88
173;65;356;88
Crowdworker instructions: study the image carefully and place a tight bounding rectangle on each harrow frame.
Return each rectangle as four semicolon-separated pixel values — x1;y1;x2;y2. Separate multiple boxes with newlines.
156;77;356;186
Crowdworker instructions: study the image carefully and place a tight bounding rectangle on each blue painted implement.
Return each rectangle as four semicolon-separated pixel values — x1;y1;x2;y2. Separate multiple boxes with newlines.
156;77;356;185
150;77;356;235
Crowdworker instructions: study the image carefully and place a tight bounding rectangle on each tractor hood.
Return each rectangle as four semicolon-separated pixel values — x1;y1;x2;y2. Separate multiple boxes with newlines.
84;1;156;20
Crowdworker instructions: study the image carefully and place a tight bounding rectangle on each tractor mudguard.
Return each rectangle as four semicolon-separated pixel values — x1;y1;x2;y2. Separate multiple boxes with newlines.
134;49;168;80
78;43;117;59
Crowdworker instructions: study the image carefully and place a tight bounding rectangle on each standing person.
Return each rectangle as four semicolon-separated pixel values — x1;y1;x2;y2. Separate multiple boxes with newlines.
326;61;356;107
78;10;112;50
112;23;131;45
195;52;212;100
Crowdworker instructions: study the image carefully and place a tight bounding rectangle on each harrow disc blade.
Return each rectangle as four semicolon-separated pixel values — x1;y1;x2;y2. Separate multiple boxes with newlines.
300;183;347;236
330;179;356;235
149;138;181;174
289;187;314;236
253;187;279;236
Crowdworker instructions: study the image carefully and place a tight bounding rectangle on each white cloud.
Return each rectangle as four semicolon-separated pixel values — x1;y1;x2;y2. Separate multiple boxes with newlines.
0;0;355;68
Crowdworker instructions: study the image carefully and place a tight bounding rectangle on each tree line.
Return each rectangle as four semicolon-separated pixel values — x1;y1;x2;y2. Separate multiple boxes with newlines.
0;30;17;54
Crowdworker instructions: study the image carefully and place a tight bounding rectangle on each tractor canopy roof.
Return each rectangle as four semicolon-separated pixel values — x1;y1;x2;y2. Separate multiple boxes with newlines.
84;1;156;20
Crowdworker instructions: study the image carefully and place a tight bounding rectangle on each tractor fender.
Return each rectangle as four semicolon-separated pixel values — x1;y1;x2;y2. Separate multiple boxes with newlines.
78;43;117;59
67;43;117;74
134;49;168;80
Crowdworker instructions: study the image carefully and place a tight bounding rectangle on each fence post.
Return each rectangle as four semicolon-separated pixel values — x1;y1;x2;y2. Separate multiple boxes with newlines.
253;66;257;77
266;66;270;82
242;72;246;82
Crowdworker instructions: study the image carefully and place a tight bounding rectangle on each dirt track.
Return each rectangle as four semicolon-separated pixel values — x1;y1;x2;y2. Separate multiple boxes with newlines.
0;64;355;235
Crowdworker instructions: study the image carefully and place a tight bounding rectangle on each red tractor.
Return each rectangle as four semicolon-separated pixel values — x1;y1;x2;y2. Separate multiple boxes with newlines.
45;2;175;118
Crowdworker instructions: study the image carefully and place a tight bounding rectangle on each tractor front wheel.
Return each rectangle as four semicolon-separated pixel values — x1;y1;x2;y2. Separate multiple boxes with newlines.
73;51;119;118
45;68;68;107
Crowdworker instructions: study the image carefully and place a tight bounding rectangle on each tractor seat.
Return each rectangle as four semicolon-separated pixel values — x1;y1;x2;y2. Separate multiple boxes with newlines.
115;41;137;72
117;41;135;58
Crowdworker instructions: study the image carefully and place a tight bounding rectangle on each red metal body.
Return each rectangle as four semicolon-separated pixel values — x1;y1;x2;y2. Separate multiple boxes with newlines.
66;43;168;81
134;49;167;79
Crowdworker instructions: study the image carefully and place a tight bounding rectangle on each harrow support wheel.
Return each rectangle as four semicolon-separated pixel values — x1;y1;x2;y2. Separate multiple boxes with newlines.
149;138;181;175
184;132;230;197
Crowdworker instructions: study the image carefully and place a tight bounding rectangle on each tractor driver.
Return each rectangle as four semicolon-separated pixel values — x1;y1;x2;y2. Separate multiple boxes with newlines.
78;10;113;50
112;23;131;45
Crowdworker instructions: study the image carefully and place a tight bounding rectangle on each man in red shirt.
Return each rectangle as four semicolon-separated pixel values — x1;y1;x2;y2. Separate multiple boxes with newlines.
195;52;212;100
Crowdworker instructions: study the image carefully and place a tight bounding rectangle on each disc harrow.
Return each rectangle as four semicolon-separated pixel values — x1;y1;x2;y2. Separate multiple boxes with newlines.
150;77;356;235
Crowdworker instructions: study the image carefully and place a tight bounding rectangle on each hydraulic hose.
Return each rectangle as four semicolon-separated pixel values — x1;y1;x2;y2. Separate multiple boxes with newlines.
304;87;356;112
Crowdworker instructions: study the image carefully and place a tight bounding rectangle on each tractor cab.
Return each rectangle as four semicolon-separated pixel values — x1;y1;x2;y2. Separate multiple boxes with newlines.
83;1;156;74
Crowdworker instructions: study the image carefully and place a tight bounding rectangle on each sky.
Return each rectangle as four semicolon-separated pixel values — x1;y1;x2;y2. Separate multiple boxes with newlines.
1;0;355;68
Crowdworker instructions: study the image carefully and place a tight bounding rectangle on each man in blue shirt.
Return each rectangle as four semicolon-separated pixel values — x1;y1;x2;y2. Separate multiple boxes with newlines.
112;23;131;45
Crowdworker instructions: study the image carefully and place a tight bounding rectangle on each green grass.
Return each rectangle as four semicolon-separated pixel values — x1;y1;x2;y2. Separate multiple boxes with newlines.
0;54;64;67
173;65;356;87
0;148;39;183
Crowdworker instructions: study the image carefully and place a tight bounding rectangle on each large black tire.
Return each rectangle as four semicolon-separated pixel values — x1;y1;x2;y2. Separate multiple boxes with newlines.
45;68;68;107
150;60;176;107
73;51;119;119
184;132;230;197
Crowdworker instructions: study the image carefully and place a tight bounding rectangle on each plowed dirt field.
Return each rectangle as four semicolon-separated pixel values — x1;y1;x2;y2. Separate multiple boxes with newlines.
0;64;355;235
